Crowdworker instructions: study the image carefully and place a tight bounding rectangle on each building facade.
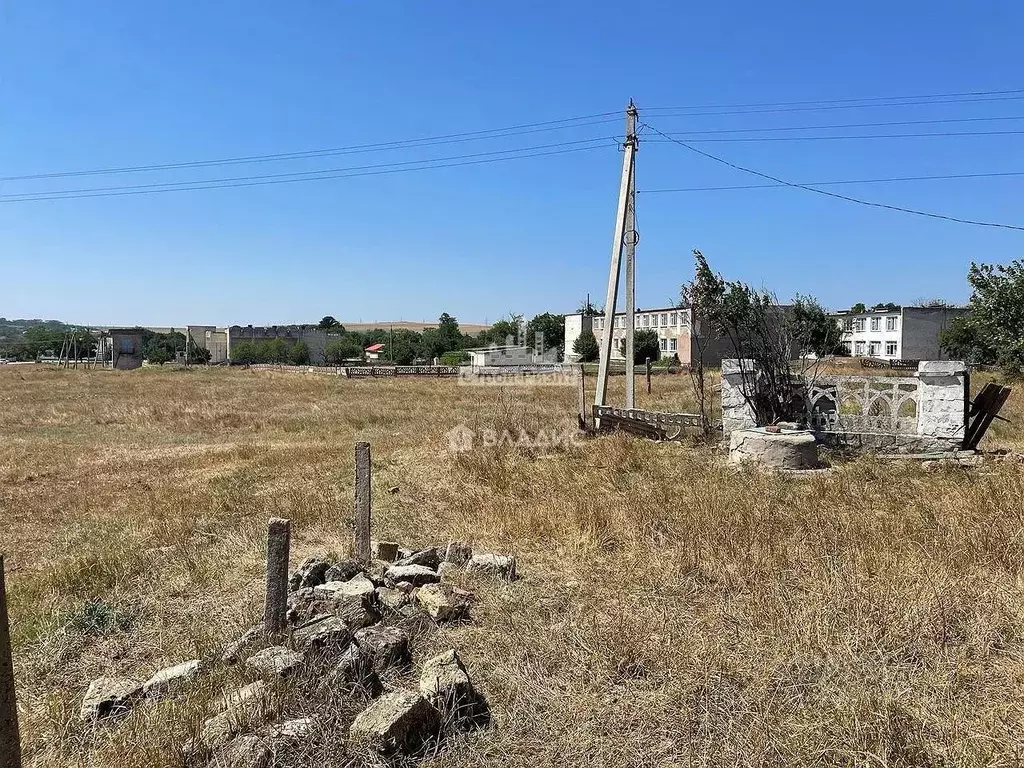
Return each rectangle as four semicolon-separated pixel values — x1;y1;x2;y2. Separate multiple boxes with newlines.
832;306;969;361
564;307;735;366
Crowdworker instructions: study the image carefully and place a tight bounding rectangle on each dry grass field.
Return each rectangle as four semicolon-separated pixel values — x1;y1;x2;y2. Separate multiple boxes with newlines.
2;365;1024;767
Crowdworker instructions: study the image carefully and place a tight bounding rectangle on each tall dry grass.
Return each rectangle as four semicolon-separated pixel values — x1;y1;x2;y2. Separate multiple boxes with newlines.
1;365;1023;766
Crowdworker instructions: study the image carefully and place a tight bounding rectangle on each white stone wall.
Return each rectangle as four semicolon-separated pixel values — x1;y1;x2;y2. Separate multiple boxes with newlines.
916;360;967;445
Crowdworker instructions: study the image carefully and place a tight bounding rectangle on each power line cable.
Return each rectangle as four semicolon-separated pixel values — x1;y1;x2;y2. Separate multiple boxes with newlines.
0;112;620;182
641;120;1024;231
650;114;1024;134
642;94;1024;118
640;170;1024;193
642;88;1024;112
645;129;1024;142
0;141;611;203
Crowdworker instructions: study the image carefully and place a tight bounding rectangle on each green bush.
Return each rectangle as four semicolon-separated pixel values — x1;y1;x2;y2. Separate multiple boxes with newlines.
573;329;600;362
289;341;311;365
440;350;470;366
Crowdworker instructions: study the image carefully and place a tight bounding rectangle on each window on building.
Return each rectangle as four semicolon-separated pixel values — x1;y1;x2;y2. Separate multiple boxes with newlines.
870;317;881;331
843;340;853;354
854;341;866;355
642;315;649;328
868;341;880;356
670;312;677;326
886;316;898;331
854;318;866;332
842;318;853;332
886;341;898;357
669;338;677;352
660;313;668;326
660;338;667;351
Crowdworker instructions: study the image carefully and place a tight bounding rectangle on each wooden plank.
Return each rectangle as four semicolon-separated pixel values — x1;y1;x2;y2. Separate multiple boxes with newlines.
964;384;1012;450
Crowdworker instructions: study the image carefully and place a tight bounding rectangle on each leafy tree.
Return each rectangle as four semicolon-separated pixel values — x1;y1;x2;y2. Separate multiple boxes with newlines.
939;316;993;365
524;312;565;359
789;294;846;357
265;338;289;363
872;302;902;312
939;260;1023;371
289;341;311;365
147;345;173;365
437;313;462;352
390;329;421;365
849;302;867;314
634;329;661;364
576;299;600;316
231;342;257;365
487;314;523;346
417;328;448;361
439;350;470;366
318;316;339;331
325;337;364;364
573;328;599;362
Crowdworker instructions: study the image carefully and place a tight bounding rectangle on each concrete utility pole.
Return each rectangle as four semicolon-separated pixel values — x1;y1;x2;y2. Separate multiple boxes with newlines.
595;101;639;424
264;518;291;643
0;556;21;768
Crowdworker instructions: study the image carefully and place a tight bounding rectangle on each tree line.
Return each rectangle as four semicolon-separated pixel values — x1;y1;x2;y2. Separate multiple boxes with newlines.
230;312;568;366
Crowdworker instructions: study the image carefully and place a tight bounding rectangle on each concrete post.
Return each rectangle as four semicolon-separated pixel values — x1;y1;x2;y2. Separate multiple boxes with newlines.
0;556;21;768
263;518;290;643
721;359;759;440
645;357;652;395
354;442;371;562
576;365;587;429
916;361;968;448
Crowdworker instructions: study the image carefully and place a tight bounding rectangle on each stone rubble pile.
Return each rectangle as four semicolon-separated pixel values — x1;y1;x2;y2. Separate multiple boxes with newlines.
78;539;516;765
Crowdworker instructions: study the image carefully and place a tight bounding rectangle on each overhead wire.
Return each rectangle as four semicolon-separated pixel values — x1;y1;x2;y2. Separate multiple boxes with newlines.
640;170;1024;193
640;120;1024;231
0;112;621;182
0;139;613;203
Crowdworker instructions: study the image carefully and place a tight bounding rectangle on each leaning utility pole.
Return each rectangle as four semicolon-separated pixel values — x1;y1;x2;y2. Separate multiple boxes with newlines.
594;100;639;424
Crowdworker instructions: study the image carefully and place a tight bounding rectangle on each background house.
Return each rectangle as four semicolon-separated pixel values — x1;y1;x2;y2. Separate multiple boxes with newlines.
832;306;968;360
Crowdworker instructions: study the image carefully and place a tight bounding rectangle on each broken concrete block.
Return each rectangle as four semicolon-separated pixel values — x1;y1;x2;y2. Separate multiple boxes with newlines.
314;573;375;601
349;690;439;755
268;716;317;741
79;677;143;721
143;659;202;698
289;557;330;590
246;646;305;678
191;681;270;754
394;548;441;569
467;553;517;580
324;559;362;583
420;649;474;710
217;734;271;768
444;541;473;566
333;643;383;695
222;624;265;665
292;616;351;653
415;583;470;622
354;625;412;670
385;564;440;587
372;541;400;562
376;586;410;613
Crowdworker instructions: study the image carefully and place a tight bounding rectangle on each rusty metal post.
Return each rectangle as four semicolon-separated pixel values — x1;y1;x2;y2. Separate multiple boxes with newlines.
576;365;587;430
646;357;652;395
264;519;290;643
354;442;371;562
0;556;21;768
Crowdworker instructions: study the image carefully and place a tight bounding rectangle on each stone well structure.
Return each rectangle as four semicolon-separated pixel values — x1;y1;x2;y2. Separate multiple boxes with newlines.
728;427;820;470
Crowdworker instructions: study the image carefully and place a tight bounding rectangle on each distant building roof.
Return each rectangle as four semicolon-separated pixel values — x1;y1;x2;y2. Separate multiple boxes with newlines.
365;343;385;352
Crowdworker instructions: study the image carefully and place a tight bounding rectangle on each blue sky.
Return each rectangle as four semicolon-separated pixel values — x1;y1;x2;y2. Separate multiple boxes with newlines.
1;1;1022;327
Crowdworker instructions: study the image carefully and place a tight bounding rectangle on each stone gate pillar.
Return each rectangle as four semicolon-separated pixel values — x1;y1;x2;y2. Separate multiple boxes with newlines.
916;361;968;449
721;359;758;441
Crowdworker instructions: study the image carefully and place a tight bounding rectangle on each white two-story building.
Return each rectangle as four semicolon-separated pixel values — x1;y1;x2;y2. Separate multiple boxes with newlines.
832;306;969;361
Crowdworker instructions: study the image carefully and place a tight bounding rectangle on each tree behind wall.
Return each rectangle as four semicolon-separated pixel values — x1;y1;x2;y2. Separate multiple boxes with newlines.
573;329;599;362
940;259;1024;372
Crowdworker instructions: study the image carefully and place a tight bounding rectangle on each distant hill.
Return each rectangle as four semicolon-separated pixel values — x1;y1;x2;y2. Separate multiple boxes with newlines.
0;317;71;345
342;320;488;334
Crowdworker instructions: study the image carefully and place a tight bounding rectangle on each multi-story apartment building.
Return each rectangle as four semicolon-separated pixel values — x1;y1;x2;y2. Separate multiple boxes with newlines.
564;306;735;365
832;306;969;361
